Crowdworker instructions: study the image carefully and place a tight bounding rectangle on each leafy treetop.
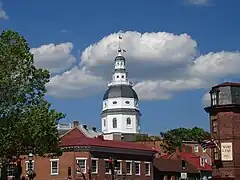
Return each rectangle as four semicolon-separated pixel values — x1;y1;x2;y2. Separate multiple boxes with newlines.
160;127;210;154
0;30;65;159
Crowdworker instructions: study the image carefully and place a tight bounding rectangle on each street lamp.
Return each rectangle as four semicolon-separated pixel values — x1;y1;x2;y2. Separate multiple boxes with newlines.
27;153;36;180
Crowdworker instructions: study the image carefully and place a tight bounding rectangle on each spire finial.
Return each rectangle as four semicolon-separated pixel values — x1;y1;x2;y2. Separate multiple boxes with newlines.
118;35;122;54
117;35;126;56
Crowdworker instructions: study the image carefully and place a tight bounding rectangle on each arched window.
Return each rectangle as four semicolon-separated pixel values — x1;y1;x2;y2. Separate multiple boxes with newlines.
126;117;131;125
113;118;117;128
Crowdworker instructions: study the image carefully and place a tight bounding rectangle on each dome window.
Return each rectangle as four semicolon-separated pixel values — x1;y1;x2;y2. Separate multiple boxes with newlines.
113;118;117;128
125;101;130;104
116;76;119;78
113;101;117;104
126;118;131;125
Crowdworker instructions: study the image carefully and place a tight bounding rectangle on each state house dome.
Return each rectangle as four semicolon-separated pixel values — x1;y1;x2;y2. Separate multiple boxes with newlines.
103;85;138;100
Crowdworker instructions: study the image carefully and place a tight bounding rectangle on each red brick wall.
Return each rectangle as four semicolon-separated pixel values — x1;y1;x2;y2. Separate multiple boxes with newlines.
20;151;153;180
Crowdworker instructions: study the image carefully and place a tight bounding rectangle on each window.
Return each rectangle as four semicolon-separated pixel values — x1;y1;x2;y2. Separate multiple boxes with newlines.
126;118;131;125
212;92;217;105
202;148;207;152
7;164;15;177
113;101;117;104
104;159;111;174
126;161;132;175
145;162;150;176
122;75;124;78
116;75;119;78
76;158;87;174
113;118;117;128
214;153;219;160
115;160;122;174
103;119;106;127
125;100;130;104
134;161;140;175
194;145;199;152
25;160;35;171
50;159;59;175
91;158;98;174
200;157;205;167
212;120;217;133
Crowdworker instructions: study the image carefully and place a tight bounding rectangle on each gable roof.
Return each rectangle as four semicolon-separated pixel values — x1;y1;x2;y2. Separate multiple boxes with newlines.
58;123;102;138
166;151;212;171
60;127;157;153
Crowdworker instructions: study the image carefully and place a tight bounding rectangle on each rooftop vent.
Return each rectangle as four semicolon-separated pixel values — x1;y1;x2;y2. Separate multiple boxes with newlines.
92;127;97;132
83;124;87;129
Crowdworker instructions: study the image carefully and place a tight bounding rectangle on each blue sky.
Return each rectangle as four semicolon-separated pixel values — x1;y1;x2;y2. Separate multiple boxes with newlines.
1;0;240;134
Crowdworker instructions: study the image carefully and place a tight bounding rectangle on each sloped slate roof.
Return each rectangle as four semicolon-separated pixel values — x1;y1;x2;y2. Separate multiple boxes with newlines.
60;127;157;153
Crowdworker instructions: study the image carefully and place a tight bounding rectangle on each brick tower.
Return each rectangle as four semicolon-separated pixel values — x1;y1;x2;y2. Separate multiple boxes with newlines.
205;82;240;180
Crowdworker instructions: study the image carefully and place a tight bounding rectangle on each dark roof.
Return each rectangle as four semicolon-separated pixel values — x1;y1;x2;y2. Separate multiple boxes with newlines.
212;82;240;88
60;127;157;153
154;159;199;173
115;55;125;61
103;85;138;100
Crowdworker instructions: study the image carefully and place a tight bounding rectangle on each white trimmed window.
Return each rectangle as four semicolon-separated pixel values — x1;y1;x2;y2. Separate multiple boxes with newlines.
113;118;117;128
145;162;150;176
200;157;205;167
104;159;111;174
212;92;217;105
134;161;140;175
126;117;132;128
126;161;132;175
115;160;122;175
25;160;35;171
76;158;87;174
50;159;59;175
194;145;199;152
91;158;98;174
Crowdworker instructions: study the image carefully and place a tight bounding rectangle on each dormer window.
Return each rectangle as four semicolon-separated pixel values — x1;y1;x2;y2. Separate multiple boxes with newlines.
212;92;217;105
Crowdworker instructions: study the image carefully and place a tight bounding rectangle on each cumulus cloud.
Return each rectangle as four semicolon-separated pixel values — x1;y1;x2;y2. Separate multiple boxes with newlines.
0;3;8;19
44;31;240;101
46;67;106;98
185;0;210;5
31;42;76;75
202;92;211;107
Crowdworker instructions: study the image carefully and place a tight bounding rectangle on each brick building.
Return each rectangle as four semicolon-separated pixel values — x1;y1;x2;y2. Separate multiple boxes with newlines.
20;121;157;180
153;158;200;180
204;82;240;179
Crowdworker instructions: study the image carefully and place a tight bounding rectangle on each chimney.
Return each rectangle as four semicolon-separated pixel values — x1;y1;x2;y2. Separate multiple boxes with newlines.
97;135;104;140
73;121;79;127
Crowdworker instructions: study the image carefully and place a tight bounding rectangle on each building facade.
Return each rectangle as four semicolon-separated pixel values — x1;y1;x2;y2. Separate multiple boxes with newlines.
205;82;240;179
20;122;156;180
102;49;141;134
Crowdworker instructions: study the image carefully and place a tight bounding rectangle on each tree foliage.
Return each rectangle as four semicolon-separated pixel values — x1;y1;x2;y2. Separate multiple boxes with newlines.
0;30;65;159
160;127;210;153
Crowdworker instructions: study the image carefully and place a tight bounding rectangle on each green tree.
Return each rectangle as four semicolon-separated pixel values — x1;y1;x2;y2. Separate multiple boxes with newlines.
160;127;210;153
0;30;65;161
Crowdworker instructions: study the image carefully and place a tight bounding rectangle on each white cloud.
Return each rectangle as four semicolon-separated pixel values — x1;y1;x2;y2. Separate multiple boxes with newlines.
46;67;106;98
31;42;76;75
185;0;210;5
0;3;8;19
44;31;240;101
202;92;211;107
